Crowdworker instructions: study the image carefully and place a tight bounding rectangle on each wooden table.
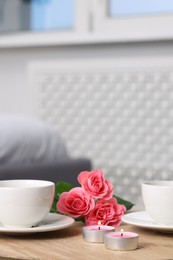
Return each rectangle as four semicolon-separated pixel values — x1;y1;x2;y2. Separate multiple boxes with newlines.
0;222;172;260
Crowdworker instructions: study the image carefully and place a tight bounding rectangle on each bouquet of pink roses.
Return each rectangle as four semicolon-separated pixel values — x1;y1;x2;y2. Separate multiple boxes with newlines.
51;170;134;226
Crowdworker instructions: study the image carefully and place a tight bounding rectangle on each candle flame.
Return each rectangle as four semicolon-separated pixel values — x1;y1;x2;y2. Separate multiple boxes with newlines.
98;221;101;230
120;228;123;237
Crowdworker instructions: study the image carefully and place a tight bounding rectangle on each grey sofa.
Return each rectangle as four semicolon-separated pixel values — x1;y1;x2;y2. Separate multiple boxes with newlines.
0;115;92;186
0;158;92;186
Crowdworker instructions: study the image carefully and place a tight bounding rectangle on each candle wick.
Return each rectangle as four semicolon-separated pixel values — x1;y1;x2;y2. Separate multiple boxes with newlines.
98;226;101;230
121;232;123;237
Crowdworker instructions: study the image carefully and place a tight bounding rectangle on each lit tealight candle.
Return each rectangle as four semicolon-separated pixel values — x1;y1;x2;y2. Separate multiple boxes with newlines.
83;221;115;243
104;229;138;251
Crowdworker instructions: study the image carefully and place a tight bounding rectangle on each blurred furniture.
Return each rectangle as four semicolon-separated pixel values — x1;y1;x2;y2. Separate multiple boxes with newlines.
0;115;92;185
0;158;92;186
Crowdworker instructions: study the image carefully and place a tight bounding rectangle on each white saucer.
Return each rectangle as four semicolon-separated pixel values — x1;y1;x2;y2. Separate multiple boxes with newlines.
122;211;173;232
0;213;74;234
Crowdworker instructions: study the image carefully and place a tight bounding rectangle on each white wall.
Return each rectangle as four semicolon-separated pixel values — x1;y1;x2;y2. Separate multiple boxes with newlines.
0;40;173;115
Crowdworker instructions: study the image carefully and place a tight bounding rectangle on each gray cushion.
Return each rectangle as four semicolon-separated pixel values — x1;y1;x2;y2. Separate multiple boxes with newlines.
0;115;68;165
0;158;92;186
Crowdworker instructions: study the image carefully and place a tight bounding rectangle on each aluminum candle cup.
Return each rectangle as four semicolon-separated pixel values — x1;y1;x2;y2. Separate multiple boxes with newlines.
104;231;138;251
83;225;115;243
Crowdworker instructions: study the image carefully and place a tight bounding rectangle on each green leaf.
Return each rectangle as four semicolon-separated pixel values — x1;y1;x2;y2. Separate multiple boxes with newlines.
55;181;73;199
50;199;57;213
114;195;134;211
51;181;73;213
74;217;85;223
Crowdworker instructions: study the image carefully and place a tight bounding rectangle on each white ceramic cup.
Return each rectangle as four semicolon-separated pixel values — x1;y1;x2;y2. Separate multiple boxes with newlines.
0;179;55;228
142;181;173;225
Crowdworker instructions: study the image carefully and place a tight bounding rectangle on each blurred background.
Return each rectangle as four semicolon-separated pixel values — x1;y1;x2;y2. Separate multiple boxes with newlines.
0;0;173;207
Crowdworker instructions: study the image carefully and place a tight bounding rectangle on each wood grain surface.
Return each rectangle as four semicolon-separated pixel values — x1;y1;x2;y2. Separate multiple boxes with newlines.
0;222;172;260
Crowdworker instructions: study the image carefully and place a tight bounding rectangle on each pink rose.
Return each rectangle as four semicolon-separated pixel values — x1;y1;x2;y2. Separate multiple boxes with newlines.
56;187;95;218
78;170;114;199
85;197;126;226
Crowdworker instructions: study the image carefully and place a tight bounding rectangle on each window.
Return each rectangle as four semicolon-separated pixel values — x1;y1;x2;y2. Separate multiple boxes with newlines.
109;0;173;17
1;0;173;43
31;0;75;31
0;0;88;34
93;0;173;41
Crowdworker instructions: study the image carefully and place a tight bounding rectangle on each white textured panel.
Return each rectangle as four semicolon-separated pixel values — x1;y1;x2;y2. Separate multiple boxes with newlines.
29;58;173;208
